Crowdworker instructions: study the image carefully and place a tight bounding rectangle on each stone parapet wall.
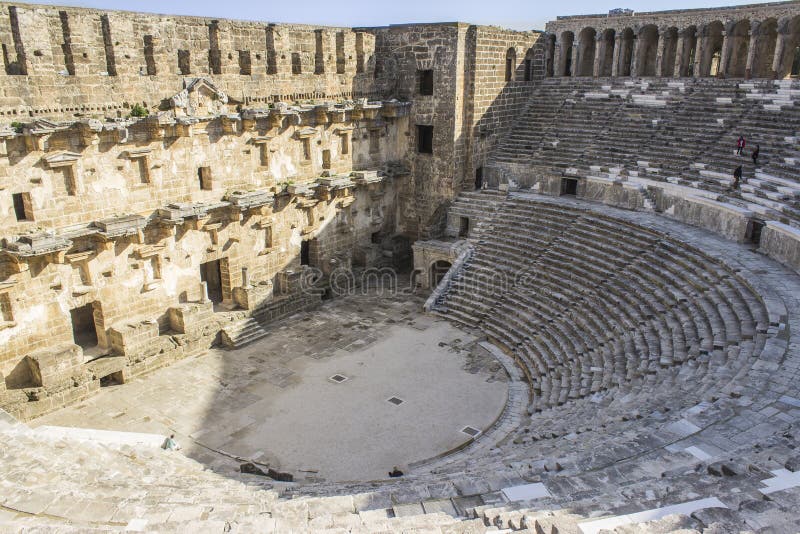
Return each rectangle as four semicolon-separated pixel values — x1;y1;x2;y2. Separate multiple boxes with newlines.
0;2;380;120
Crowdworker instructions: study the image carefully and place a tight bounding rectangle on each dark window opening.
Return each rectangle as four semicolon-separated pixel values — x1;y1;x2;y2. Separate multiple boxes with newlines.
369;130;380;154
200;259;223;303
475;167;484;190
198;167;212;190
564;45;573;76
143;35;156;75
322;149;331;169
459;217;470;238
561;177;578;196
335;32;345;74
792;46;800;76
70;303;98;349
12;192;32;221
419;69;434;95
239;50;251;75
100;14;117;76
505;47;516;82
371;232;382;244
136;158;150;183
314;30;325;74
208;21;221;74
59;11;75;76
178;50;190;75
417;125;433;154
749;220;765;245
355;32;365;73
291;52;302;74
524;59;532;81
300;240;310;266
61;166;77;196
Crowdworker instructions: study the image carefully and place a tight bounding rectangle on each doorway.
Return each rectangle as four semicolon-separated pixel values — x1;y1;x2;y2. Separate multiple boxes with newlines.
70;303;98;348
430;260;452;288
475;167;484;190
200;259;223;303
459;217;470;238
300;240;310;266
561;178;578;196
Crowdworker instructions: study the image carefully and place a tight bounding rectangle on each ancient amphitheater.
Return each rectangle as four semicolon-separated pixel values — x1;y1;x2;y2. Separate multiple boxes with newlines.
2;0;800;532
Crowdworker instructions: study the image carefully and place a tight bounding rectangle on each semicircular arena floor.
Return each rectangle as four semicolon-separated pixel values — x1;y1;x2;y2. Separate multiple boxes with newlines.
32;292;509;483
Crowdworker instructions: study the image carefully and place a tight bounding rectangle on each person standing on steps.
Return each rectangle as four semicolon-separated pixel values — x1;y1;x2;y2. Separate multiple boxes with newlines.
752;144;760;166
736;135;746;156
732;165;743;191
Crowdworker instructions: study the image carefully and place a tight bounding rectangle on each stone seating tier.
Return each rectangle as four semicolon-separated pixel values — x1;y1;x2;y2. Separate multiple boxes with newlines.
489;77;800;226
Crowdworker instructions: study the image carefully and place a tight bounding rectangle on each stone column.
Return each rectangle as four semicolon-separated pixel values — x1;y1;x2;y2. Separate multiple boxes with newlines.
611;35;622;77
693;31;704;77
745;25;759;80
554;43;563;77
593;33;604;77
673;32;685;77
201;281;210;303
773;31;786;79
241;267;250;288
718;30;730;78
655;28;667;77
630;36;640;76
571;44;579;77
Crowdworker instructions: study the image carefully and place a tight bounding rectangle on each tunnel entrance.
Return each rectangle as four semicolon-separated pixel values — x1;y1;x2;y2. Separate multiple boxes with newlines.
70;303;99;349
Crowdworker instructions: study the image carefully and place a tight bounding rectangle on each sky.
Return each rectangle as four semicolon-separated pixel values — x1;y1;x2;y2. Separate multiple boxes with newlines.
32;0;780;31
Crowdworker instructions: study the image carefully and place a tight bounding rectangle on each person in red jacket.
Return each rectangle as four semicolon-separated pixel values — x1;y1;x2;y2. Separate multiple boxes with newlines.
736;135;746;156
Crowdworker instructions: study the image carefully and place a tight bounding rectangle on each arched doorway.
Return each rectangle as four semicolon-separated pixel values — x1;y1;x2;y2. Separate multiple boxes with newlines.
560;31;575;76
546;34;556;77
577;27;596;76
778;16;800;78
619;28;635;76
599;29;615;77
505;47;517;81
637;25;659;76
430;260;452;288
661;27;679;76
727;19;751;78
701;21;724;77
754;19;778;78
678;26;698;77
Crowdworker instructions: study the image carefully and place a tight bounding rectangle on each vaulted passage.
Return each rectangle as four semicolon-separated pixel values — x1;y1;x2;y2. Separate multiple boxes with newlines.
70;303;98;349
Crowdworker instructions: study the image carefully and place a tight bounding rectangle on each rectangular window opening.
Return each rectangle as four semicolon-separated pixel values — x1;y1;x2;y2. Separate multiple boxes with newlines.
238;50;252;75
198;166;212;190
369;130;380;154
418;69;434;95
417;125;433;154
12;192;32;221
178;49;191;75
291;52;302;75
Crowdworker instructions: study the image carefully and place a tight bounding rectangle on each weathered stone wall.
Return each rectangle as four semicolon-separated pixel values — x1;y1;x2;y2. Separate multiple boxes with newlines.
0;3;552;417
464;27;543;191
0;2;379;119
369;23;468;238
760;220;800;271
369;23;544;237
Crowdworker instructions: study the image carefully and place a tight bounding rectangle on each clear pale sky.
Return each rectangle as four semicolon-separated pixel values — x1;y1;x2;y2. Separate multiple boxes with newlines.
32;0;779;30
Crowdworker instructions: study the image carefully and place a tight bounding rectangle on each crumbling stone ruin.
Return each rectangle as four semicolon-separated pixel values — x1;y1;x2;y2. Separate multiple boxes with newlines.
2;0;800;532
